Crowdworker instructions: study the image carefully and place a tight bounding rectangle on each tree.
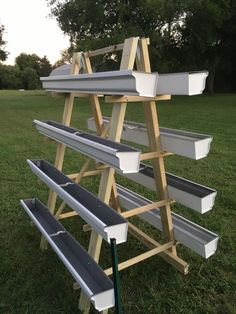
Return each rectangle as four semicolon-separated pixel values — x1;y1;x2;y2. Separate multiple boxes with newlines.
53;48;74;68
47;0;181;71
47;0;166;51
21;67;40;90
15;53;41;73
169;0;236;93
15;53;52;76
39;56;52;76
48;0;235;92
0;24;8;61
0;64;21;89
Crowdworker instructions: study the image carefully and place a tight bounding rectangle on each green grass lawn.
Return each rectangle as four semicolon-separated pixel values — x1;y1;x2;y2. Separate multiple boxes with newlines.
0;90;235;314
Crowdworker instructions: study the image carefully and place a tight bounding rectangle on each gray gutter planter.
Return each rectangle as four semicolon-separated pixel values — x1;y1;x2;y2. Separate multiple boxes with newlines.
20;198;114;311
27;159;128;244
124;163;217;214
87;117;213;160
117;185;219;258
34;120;141;174
41;70;159;97
50;64;75;76
156;71;208;95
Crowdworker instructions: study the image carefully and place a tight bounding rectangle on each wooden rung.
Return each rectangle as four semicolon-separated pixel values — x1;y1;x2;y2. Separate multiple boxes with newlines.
121;199;174;219
86;43;124;57
83;224;92;232
104;241;174;276
52;92;104;98
105;95;171;103
140;151;173;161
128;223;189;275
95;164;110;170
58;211;78;219
74;240;174;290
85;37;149;58
67;169;104;180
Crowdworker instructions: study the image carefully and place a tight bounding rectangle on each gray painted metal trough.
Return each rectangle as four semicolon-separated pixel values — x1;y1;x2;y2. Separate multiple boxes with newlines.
87;117;213;160
124;163;217;214
34;120;141;174
27;159;128;244
20;198;114;311
41;69;159;97
117;185;219;258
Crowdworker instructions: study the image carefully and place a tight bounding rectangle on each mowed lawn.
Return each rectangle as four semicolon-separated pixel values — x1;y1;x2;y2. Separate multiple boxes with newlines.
0;90;235;314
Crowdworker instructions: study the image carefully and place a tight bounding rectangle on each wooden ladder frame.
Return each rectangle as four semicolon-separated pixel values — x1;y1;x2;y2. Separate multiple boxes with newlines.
41;37;189;313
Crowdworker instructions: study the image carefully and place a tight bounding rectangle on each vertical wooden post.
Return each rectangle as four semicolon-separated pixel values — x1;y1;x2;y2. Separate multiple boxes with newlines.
40;52;81;250
136;38;176;254
79;37;139;314
82;52;121;210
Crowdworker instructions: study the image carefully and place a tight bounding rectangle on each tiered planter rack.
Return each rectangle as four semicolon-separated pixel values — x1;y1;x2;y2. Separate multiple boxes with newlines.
21;37;219;313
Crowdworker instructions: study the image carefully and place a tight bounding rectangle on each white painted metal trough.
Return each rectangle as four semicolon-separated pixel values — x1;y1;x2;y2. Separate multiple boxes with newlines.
117;185;219;258
124;163;217;214
41;69;159;97
34;120;141;174
27;159;128;244
156;71;208;95
20;198;115;311
48;65;208;96
87;117;213;160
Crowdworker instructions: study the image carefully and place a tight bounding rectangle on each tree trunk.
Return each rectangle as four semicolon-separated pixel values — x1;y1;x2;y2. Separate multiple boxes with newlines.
207;56;220;94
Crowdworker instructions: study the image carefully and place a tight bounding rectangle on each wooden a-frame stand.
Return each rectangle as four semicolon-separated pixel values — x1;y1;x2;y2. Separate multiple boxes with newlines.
41;37;189;313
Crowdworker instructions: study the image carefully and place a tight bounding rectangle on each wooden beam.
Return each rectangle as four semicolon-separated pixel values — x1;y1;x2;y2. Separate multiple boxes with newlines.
128;223;188;275
67;169;103;179
51;92;104;98
121;200;174;219
104;241;174;276
140;151;173;161
40;52;81;250
58;211;78;219
120;37;139;70
79;36;139;314
73;239;175;291
56;124;110;219
85;38;149;58
105;95;171;103
80;221;188;275
55;159;91;219
83;52;118;212
86;43;124;57
137;38;176;255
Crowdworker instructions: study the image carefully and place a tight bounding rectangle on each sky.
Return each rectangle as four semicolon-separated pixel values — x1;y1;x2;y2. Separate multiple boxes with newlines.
0;0;70;65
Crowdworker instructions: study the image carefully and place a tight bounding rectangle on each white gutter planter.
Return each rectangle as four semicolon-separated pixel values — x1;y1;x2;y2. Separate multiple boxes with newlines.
159;127;213;160
41;70;159;97
117;185;219;258
27;159;128;244
34;120;140;174
124;163;217;214
156;71;208;95
87;117;213;160
20;198;114;311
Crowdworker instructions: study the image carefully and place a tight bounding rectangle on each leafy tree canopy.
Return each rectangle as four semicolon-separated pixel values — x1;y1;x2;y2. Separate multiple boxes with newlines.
44;0;236;92
0;64;21;89
47;0;173;50
15;53;52;77
20;67;41;90
0;23;8;62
